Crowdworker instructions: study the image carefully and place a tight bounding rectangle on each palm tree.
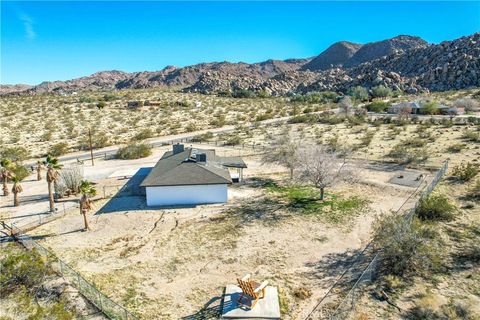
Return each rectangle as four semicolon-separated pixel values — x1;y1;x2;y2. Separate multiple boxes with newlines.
44;155;63;212
36;161;43;181
11;176;23;207
79;180;96;230
1;159;14;196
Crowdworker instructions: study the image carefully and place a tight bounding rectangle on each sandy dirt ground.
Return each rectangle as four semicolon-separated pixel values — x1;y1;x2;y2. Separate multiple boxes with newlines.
25;146;432;319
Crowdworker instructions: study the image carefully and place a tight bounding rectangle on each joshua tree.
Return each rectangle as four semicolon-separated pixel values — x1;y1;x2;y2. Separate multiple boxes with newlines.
36;161;43;181
296;145;351;200
1;159;14;196
44;155;63;212
11;176;23;207
79;180;96;230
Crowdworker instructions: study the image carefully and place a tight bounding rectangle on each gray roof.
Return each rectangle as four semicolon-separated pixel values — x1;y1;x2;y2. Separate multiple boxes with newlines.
140;147;245;187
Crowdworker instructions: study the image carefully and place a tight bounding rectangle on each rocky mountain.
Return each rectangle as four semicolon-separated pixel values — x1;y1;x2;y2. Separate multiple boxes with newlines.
0;84;33;94
2;33;478;96
301;41;363;71
343;35;428;67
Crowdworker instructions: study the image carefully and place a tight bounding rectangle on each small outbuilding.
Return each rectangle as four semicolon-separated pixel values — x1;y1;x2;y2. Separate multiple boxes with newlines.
140;144;246;206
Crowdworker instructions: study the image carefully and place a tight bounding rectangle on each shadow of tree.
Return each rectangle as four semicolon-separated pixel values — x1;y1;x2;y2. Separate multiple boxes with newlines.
181;294;224;320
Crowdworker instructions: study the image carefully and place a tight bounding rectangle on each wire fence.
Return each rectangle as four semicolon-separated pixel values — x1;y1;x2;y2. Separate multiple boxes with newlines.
306;160;449;320
7;223;139;320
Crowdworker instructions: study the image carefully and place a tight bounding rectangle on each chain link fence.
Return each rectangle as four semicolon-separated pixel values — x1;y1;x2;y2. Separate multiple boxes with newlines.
307;160;449;320
7;223;139;320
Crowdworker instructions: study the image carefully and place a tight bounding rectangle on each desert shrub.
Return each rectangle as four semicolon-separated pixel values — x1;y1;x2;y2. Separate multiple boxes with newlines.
348;86;369;102
232;89;256;99
470;180;480;199
290;91;337;104
446;143;466;153
47;142;69;157
132;129;154;141
420;101;439;115
388;145;428;164
287;114;317;124
224;134;243;146
0;146;29;163
317;115;343;125
451;162;479;182
116;143;152;159
78;131;110;150
255;114;273;122
210;114;226;127
0;245;51;296
462;130;480;142
403;139;427;148
366;101;389;113
373;214;443;277
371;85;392;98
416;194;456;221
96;101;106;109
190;131;214;142
102;93;118;101
56;165;83;196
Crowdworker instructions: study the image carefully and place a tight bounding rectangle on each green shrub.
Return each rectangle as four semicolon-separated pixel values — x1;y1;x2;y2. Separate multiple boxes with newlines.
96;101;106;109
420;101;439;115
451;162;479;182
232;89;256;98
388;145;428;164
462;130;480;142
116;143;152;159
446;143;466;153
371;85;392;98
287;114;317;124
190;132;214;142
47;142;69;157
348;86;369;102
0;146;29;163
373;214;443;277
416;194;456;221
366;101;390;113
470;180;480;199
132;129;154;141
0;245;50;296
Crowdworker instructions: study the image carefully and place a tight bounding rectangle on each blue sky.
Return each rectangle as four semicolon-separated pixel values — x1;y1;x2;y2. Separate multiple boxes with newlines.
1;1;479;85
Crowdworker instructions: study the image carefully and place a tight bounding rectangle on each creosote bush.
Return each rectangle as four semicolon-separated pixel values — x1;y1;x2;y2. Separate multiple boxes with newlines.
451;162;479;182
47;142;69;157
416;194;456;222
116;143;152;159
373;214;443;277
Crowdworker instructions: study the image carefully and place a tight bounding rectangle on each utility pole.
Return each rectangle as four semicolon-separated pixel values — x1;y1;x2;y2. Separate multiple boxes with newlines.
88;128;94;166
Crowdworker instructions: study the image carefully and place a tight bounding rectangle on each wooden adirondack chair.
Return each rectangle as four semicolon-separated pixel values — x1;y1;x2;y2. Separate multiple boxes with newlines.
236;274;268;309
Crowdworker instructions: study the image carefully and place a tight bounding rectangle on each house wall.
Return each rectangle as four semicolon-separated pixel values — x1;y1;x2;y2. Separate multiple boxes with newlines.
145;184;228;206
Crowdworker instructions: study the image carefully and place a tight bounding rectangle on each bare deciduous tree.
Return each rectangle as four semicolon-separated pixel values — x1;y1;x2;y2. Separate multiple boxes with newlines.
262;128;299;179
454;97;479;112
296;145;351;200
339;96;354;117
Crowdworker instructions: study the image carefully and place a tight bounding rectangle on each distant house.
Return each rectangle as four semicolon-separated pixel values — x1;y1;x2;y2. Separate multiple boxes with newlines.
388;101;465;115
140;144;247;206
127;100;144;109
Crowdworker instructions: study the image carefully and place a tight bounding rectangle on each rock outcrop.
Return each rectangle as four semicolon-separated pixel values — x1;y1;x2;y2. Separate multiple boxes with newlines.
2;33;478;96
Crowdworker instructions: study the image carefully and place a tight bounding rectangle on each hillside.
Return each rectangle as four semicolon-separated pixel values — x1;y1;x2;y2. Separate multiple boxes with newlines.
2;33;479;96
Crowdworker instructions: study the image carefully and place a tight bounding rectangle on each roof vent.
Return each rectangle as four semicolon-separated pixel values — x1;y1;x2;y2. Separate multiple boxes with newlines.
173;143;184;155
197;153;207;163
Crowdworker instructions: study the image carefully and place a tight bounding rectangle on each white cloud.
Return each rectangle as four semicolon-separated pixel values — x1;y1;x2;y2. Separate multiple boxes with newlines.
20;14;36;40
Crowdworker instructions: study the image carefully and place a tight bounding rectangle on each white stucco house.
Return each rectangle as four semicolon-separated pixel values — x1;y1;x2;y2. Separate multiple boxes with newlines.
140;144;246;206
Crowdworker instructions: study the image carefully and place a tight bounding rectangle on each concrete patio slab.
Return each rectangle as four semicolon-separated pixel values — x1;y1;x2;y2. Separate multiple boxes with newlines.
222;285;280;319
